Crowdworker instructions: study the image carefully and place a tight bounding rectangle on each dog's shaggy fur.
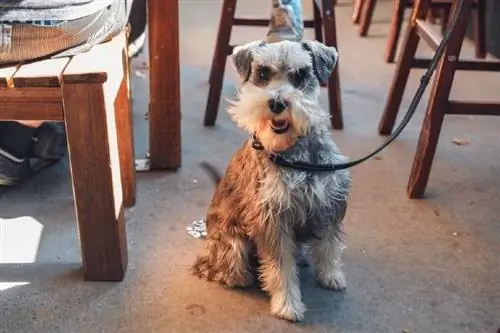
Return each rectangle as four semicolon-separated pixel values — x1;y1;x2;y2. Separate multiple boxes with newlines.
192;40;351;322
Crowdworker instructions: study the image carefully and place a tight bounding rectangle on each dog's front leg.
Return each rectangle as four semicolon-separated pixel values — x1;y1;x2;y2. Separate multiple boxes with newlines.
311;231;347;291
258;231;306;322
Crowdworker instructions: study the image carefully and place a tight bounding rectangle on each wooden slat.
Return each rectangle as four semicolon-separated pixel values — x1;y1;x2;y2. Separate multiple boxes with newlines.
416;19;441;51
412;58;500;71
447;101;500;115
0;87;63;120
63;32;126;85
0;65;20;87
12;58;70;87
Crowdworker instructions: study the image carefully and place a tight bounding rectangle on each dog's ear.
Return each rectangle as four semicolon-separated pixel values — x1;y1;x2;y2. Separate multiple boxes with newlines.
232;41;264;82
301;40;338;84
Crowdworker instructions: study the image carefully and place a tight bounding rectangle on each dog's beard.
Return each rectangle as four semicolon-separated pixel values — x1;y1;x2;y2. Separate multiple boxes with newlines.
227;83;329;153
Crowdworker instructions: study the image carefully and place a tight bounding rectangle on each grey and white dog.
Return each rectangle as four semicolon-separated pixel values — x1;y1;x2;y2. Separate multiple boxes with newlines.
192;40;351;322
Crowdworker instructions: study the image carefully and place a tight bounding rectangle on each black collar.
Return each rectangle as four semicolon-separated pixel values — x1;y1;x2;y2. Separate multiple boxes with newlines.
250;134;348;172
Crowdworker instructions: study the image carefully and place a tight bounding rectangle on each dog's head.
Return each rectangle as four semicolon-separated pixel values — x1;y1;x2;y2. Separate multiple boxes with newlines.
228;40;338;153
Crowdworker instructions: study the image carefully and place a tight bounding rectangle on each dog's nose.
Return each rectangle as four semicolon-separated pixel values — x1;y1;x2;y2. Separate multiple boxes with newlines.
267;98;289;114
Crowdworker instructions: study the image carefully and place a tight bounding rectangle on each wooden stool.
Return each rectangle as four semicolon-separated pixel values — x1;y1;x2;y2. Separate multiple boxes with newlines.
0;31;136;281
353;0;487;63
378;0;500;198
204;0;344;130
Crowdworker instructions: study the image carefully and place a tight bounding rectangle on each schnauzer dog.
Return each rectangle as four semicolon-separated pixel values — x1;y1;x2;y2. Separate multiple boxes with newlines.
192;39;351;322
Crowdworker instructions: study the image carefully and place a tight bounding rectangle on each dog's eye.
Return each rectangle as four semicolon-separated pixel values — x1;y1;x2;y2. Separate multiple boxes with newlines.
255;66;272;84
289;67;310;88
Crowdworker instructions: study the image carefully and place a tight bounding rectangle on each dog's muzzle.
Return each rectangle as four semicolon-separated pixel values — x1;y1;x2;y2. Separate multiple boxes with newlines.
268;97;290;134
268;97;289;114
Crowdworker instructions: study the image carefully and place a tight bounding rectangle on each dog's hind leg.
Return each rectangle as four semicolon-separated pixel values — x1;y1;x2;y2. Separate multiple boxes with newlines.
258;231;306;322
192;232;254;288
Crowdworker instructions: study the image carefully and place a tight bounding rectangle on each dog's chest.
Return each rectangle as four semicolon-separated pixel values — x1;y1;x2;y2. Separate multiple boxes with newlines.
260;163;342;220
285;171;337;216
257;135;350;236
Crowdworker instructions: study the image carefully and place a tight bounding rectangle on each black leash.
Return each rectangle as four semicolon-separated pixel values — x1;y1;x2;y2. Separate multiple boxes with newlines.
253;0;466;173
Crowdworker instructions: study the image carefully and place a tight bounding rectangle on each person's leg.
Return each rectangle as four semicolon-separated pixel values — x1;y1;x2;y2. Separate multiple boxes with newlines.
0;121;41;186
0;120;68;186
0;1;147;186
127;0;147;58
267;0;304;43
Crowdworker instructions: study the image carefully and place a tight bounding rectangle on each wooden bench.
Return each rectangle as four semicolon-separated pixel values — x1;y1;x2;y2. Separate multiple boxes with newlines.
0;30;136;281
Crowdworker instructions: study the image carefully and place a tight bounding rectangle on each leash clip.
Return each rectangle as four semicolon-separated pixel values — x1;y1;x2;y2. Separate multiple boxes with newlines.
251;133;265;150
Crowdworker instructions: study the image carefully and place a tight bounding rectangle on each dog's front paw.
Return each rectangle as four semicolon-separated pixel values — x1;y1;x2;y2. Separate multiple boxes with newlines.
220;271;254;288
192;256;253;288
192;256;212;281
316;268;347;291
270;296;306;322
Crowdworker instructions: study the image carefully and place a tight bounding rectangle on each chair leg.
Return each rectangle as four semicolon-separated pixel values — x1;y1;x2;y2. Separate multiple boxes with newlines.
385;0;407;63
427;8;438;24
352;0;364;24
115;40;136;208
208;59;216;86
358;0;377;37
62;82;128;281
322;0;343;130
407;0;473;198
313;0;324;42
439;6;450;35
473;1;487;59
204;0;236;127
378;0;430;135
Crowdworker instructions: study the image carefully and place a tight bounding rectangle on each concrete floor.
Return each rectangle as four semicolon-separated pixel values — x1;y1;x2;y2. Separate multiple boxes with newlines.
1;1;499;332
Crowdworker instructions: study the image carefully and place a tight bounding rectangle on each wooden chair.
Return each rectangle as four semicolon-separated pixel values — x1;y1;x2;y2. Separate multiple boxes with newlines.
353;0;486;63
378;0;500;198
0;31;136;281
204;0;344;130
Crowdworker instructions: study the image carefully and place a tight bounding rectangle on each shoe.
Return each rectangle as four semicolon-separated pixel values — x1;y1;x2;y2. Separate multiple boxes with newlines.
0;122;66;186
29;122;67;160
0;148;33;186
128;30;145;58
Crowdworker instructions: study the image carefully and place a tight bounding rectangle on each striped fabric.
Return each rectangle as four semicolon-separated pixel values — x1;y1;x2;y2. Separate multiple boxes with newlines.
0;0;132;65
0;20;65;27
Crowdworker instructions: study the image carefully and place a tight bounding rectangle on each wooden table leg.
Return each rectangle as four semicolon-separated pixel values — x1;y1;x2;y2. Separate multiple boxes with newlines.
63;81;128;281
115;38;136;207
147;0;181;170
